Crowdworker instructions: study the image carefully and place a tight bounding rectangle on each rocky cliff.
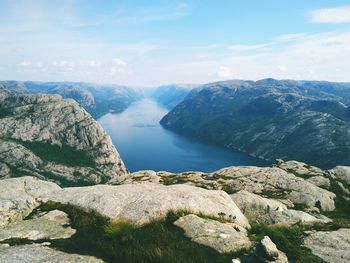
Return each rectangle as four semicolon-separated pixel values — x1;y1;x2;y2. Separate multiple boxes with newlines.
0;81;144;119
0;85;127;185
160;79;350;169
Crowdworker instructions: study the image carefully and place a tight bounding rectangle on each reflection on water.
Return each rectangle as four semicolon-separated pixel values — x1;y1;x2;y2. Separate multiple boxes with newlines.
98;99;268;172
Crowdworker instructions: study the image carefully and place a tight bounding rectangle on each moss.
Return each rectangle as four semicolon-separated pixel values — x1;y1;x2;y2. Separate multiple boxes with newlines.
18;202;242;263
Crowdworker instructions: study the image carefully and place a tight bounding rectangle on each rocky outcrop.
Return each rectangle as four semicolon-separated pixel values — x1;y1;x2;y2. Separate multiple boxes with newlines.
0;210;75;241
329;166;350;185
304;228;350;263
174;214;251;254
231;190;331;225
0;176;61;227
41;182;250;227
0;243;103;263
0;87;127;185
257;236;288;263
129;164;336;211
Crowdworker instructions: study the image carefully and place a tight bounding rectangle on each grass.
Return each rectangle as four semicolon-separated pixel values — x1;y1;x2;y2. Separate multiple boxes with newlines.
11;202;243;263
13;139;96;168
321;180;350;229
248;223;323;263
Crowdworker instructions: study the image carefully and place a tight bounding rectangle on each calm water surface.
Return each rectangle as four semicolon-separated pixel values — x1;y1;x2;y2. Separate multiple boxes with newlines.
98;99;267;172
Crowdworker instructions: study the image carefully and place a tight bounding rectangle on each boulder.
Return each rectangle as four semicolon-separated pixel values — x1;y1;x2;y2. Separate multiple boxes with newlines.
231;191;331;225
257;236;289;263
304;228;350;263
174;214;252;254
0;243;103;263
0;210;76;241
329;166;350;185
41;182;250;227
0;177;61;227
306;176;330;188
274;160;323;178
125;165;336;211
215;166;335;211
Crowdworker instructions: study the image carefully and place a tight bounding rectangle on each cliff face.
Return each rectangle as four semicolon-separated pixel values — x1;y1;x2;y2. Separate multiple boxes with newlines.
160;79;350;169
0;81;144;119
0;85;128;186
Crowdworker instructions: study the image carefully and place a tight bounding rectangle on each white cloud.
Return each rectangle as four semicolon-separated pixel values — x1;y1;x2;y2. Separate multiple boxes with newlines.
113;58;127;66
228;44;269;52
309;5;350;24
278;65;288;72
87;60;101;67
216;66;233;78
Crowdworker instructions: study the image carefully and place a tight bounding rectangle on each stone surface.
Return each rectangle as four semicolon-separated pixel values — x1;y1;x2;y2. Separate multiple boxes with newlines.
231;190;331;225
0;243;104;263
260;236;279;260
274;160;324;178
0;176;61;227
174;214;251;254
41;182;250;227
329;166;350;185
0;210;76;241
306;176;330;188
0;87;127;185
128;165;336;211
304;228;350;263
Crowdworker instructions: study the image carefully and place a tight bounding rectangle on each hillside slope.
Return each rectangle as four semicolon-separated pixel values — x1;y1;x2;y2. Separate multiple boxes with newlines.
161;79;350;168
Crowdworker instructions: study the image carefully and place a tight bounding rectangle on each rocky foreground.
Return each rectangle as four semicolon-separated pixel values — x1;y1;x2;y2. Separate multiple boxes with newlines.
0;159;350;262
1;84;350;262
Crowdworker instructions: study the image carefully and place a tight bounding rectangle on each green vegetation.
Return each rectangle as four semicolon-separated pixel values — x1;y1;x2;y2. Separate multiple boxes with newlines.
322;180;350;229
0;107;14;118
248;223;323;263
14;139;96;168
16;202;243;263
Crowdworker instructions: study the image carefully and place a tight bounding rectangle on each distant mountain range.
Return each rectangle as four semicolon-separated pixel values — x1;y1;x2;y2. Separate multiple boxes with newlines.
150;84;199;109
0;81;144;118
161;78;350;168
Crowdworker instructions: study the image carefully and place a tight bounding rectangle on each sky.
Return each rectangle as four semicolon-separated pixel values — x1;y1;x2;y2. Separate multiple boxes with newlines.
0;0;350;86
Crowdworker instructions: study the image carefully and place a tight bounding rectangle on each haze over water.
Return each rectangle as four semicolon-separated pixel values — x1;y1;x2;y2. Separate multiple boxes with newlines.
98;99;268;172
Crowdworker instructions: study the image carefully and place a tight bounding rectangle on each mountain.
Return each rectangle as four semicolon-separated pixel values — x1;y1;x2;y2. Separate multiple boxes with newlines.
1;80;350;262
0;81;144;118
151;84;198;109
160;79;350;169
0;84;128;186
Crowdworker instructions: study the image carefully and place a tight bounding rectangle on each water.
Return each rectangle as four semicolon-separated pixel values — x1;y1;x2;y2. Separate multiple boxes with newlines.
98;99;268;172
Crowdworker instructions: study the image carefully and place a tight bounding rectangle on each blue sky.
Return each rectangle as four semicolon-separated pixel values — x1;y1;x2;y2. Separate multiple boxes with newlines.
0;0;350;86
